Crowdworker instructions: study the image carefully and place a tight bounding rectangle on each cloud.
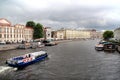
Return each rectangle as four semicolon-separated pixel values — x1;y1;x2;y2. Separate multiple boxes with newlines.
0;0;120;30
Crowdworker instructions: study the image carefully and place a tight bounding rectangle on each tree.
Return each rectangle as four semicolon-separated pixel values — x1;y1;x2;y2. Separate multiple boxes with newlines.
103;30;114;40
26;21;35;28
33;23;44;39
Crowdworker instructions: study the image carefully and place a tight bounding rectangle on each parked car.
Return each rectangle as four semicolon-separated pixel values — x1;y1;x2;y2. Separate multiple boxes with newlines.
6;41;12;44
0;41;6;45
42;40;57;46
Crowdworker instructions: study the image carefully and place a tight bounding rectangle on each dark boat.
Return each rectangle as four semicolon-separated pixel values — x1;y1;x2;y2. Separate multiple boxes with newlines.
6;51;48;67
103;42;116;52
42;40;57;46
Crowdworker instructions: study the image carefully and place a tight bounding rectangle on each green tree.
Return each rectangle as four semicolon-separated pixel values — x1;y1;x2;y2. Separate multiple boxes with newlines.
103;30;114;40
26;21;35;28
33;23;44;39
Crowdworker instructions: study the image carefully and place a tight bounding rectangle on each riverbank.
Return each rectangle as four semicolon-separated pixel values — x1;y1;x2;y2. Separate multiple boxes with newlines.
0;40;73;51
54;40;72;44
0;44;19;51
0;39;96;51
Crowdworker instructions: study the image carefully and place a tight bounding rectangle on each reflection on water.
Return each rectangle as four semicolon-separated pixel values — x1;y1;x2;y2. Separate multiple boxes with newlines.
0;40;120;80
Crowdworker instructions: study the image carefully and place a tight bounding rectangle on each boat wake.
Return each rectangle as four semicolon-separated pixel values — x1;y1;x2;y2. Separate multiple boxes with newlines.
0;66;17;74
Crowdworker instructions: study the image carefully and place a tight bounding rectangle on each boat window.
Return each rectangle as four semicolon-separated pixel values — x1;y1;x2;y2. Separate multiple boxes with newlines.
14;57;24;60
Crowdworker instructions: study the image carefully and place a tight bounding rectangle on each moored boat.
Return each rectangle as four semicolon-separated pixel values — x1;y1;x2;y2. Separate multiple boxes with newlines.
95;41;109;51
95;43;104;51
103;42;116;52
6;51;48;67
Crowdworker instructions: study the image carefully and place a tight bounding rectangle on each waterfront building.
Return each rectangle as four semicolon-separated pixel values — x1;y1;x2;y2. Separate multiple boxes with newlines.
114;28;120;40
44;27;52;40
0;18;33;43
52;29;102;40
64;29;91;39
90;29;103;39
52;29;64;40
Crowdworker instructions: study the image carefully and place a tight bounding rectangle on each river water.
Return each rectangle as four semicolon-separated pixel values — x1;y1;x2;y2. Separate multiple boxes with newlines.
0;40;120;80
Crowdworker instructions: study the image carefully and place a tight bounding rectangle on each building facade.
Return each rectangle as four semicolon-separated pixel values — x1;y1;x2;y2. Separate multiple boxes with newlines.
44;27;52;40
90;29;103;39
52;29;102;40
64;29;91;39
0;18;33;43
114;28;120;40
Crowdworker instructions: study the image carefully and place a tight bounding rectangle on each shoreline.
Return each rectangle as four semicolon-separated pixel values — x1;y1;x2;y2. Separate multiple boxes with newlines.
0;39;95;51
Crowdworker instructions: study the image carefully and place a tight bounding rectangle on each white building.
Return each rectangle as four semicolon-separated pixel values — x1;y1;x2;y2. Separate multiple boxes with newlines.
52;29;102;40
44;27;52;40
114;28;120;40
0;18;33;43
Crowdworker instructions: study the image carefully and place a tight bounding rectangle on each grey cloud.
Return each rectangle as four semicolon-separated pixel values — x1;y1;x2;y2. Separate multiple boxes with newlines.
0;0;120;30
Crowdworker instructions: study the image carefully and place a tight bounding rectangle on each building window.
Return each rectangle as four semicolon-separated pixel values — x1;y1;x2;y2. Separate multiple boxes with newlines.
0;28;1;33
4;28;6;33
18;30;20;33
4;34;6;38
10;28;12;33
29;35;31;38
7;34;9;38
0;34;2;38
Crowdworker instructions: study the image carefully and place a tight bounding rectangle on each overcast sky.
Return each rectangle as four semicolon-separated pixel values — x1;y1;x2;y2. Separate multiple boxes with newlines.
0;0;120;30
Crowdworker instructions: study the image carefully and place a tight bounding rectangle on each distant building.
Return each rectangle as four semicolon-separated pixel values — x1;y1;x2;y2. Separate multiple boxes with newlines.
0;18;33;43
114;28;120;40
90;29;103;39
52;29;102;40
52;29;64;40
44;27;52;40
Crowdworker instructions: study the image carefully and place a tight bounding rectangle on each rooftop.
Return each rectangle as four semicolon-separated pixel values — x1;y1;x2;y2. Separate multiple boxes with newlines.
0;18;11;26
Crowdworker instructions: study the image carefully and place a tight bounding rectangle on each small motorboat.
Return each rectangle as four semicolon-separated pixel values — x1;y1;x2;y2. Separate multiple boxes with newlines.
42;40;58;46
95;41;109;51
95;43;104;51
6;51;48;67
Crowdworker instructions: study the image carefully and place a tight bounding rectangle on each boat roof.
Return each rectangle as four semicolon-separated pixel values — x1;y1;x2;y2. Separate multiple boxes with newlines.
30;51;46;56
10;51;46;59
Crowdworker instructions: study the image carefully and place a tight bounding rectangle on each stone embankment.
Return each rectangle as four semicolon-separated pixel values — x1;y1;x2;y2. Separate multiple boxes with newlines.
0;44;19;51
0;39;90;51
53;40;72;44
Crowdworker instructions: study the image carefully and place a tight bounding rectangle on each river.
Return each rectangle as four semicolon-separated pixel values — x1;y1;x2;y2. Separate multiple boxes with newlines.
0;39;120;80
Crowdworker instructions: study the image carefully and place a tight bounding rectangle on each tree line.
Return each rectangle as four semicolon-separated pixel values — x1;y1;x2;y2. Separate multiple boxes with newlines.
26;21;115;41
103;30;114;40
26;21;44;39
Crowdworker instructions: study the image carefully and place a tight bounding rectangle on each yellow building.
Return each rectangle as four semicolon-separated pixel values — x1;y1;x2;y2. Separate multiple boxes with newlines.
52;29;92;40
64;29;91;39
0;18;33;43
52;29;103;40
